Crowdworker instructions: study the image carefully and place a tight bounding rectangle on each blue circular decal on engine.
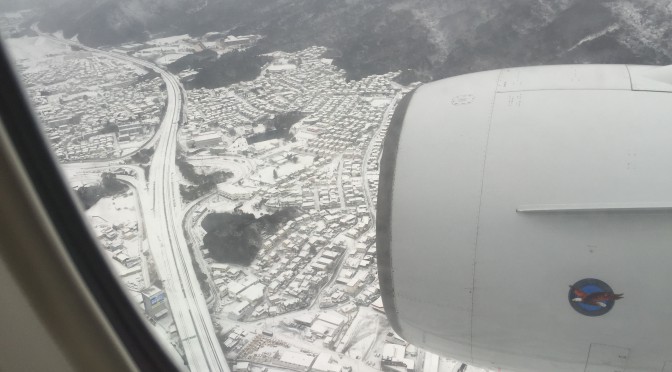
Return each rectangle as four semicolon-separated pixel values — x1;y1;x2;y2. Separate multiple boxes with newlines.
569;278;623;317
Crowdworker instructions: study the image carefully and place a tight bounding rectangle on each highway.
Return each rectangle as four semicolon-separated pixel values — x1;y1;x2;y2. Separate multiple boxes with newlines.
35;27;229;371
146;66;228;372
33;27;398;372
336;155;347;210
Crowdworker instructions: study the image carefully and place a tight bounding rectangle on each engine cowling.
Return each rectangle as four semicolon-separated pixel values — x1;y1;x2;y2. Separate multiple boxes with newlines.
377;64;672;372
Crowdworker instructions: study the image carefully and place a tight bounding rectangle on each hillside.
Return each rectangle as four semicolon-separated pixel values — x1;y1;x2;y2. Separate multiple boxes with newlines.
34;0;672;81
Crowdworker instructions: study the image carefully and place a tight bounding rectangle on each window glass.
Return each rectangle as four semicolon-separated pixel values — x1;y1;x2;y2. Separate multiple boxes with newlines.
2;1;668;371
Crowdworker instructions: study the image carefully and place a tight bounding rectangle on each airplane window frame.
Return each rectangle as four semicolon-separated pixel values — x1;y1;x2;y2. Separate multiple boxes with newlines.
0;40;181;372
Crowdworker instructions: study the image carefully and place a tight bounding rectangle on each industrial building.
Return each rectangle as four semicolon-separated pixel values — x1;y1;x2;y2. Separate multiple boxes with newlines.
277;351;315;371
141;286;168;320
190;131;222;148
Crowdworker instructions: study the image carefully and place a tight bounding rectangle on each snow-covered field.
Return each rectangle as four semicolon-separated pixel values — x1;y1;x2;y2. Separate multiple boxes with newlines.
341;307;388;363
146;34;193;46
188;155;253;178
5;36;69;70
86;193;138;226
64;169;101;188
155;52;189;65
252;154;314;184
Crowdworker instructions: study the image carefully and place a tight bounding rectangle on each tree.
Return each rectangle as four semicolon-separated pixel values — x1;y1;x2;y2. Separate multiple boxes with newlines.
101;172;128;194
285;154;298;163
98;122;118;135
201;208;300;266
75;172;128;210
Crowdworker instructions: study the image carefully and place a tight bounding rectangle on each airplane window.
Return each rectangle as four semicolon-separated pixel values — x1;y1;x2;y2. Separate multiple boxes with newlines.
2;1;671;371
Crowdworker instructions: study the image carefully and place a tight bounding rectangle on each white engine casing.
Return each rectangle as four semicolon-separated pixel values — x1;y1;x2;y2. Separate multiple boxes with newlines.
377;64;672;372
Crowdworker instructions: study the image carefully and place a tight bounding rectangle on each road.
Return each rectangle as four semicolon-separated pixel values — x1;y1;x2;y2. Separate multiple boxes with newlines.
336;155;347;210
361;93;401;225
146;68;227;371
35;27;229;371
35;27;401;372
181;191;221;307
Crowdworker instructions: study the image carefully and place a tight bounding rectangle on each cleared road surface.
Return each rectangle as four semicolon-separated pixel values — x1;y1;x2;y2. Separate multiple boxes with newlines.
36;28;228;371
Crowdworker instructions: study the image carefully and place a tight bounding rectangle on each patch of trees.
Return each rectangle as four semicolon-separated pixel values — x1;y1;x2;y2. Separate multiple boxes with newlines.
201;208;300;266
129;148;154;164
75;172;129;210
167;49;217;74
247;111;305;144
179;184;210;202
393;69;431;86
187;148;208;156
331;9;436;81
285;154;299;163
321;48;342;59
136;70;160;83
188;49;270;89
177;157;233;201
39;1;150;47
266;111;305;132
15;28;38;38
98;122;118;135
204;32;226;42
140;164;150;181
191;258;211;297
176;156;233;184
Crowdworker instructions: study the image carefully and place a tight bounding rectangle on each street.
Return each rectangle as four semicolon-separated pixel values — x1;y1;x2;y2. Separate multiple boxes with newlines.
35;26;229;371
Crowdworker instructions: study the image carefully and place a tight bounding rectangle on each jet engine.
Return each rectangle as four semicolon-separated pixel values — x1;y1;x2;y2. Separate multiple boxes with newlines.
377;64;672;372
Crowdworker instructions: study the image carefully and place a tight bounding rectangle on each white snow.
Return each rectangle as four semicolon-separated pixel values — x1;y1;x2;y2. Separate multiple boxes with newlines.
86;193;138;226
155;53;189;65
5;36;69;62
568;24;621;52
146;34;193;46
267;64;297;72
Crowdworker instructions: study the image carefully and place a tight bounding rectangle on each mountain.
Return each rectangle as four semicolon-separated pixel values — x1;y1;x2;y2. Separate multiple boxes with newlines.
34;0;672;81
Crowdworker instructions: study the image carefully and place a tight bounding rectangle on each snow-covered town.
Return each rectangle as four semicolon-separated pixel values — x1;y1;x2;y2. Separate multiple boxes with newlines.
2;10;484;372
9;38;167;161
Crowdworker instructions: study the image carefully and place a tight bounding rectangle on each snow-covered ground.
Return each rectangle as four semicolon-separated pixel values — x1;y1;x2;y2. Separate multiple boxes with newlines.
86;193;137;226
5;36;69;70
155;52;189;66
64;169;101;188
207;195;267;218
251;154;314;184
188;155;252;177
340;307;388;364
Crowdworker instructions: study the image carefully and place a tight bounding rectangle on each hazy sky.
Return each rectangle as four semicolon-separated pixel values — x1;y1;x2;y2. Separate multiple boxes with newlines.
1;0;73;13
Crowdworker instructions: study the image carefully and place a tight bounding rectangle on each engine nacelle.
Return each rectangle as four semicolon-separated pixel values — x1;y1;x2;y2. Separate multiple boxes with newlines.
377;64;672;372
